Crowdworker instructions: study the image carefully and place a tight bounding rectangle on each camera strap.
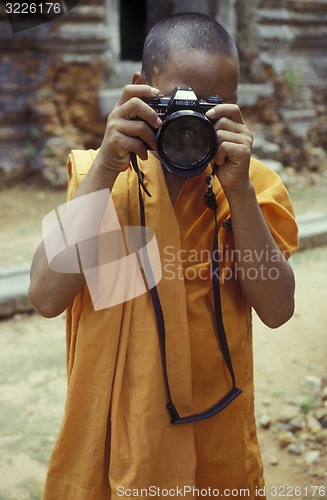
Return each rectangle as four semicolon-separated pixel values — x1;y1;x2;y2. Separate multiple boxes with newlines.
203;165;239;391
130;153;241;423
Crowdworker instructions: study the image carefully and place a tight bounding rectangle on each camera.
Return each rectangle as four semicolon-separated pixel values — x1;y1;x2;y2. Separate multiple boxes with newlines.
142;87;223;177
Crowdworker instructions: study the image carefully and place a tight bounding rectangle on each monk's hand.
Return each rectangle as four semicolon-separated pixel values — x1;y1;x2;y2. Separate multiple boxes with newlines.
206;104;253;194
96;85;163;173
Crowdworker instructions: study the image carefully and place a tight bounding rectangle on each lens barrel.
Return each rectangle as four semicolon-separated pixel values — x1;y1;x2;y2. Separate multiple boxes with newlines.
156;110;218;177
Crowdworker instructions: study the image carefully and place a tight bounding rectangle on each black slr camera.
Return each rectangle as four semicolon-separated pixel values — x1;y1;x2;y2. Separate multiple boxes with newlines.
142;87;223;177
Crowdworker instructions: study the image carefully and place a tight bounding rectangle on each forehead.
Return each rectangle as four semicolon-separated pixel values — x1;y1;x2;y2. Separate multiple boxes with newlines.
153;50;239;103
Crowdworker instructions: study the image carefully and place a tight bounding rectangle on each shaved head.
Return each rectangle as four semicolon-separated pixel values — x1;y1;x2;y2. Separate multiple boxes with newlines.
142;12;239;85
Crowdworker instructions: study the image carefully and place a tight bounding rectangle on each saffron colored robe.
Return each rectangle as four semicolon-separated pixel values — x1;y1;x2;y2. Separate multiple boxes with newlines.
41;151;298;499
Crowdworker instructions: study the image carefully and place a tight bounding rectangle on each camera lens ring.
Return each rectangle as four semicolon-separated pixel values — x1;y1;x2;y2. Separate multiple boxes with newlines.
156;110;218;177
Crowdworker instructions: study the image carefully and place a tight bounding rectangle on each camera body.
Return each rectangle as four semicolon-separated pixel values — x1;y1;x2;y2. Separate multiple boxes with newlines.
142;87;223;177
143;86;223;121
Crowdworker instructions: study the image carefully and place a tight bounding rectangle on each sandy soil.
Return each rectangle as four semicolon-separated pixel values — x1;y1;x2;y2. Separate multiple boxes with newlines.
253;246;327;494
0;181;326;499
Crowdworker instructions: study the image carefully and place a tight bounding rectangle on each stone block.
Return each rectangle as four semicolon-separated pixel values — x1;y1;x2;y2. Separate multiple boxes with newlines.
0;266;32;318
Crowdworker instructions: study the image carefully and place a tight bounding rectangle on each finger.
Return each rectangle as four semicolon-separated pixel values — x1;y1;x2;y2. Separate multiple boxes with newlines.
126;136;149;161
115;117;158;151
117;84;160;106
206;103;245;125
216;129;253;149
114;97;162;131
214;141;252;166
105;131;149;164
214;117;249;133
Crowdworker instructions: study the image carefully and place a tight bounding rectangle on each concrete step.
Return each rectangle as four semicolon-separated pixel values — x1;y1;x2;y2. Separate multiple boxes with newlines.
297;212;327;251
280;108;317;139
0;265;31;318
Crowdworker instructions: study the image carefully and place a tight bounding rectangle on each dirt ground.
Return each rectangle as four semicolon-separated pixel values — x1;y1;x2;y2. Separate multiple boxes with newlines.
0;179;326;499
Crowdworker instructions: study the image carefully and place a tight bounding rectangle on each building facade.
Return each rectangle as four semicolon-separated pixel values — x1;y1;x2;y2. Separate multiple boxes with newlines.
0;0;326;182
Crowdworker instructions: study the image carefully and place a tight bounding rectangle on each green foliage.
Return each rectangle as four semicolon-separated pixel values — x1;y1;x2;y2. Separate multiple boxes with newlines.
30;126;40;140
27;141;38;158
300;395;317;415
27;127;40;158
282;67;300;96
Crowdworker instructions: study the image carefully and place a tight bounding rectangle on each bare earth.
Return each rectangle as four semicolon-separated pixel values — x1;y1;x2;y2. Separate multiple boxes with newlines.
0;181;326;499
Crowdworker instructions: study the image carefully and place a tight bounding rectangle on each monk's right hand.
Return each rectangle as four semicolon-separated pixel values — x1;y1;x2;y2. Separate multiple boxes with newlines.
95;85;163;174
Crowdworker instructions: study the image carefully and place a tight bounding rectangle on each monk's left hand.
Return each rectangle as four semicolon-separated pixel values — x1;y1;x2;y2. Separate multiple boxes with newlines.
206;104;253;194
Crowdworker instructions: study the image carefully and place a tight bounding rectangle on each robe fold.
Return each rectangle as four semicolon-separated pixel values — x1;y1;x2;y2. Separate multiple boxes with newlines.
41;151;298;499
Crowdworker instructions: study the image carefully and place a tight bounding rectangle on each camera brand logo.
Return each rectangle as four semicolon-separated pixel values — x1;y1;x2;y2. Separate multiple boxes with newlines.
42;189;162;310
4;0;80;33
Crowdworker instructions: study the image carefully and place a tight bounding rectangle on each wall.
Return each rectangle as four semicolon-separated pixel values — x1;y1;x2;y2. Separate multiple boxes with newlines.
251;0;327;170
0;0;108;184
1;0;327;182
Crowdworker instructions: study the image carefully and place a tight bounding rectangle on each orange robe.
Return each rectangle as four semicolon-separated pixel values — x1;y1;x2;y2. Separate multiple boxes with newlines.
41;151;298;499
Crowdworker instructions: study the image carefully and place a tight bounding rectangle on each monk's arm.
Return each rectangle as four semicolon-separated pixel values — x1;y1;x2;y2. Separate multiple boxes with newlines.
28;162;119;318
225;182;295;328
206;103;295;328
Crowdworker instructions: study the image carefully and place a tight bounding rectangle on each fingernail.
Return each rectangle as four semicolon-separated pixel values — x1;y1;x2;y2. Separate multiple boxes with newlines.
206;109;215;118
151;87;160;95
156;117;163;127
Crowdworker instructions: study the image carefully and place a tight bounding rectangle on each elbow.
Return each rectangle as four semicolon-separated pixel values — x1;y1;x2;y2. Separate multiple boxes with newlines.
260;267;296;329
28;283;65;318
259;297;295;329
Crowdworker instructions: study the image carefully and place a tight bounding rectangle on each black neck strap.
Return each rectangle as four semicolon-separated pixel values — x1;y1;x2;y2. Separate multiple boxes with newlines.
130;153;242;424
203;166;238;389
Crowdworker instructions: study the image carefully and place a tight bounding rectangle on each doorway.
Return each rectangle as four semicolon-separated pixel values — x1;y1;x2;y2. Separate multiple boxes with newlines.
120;0;147;60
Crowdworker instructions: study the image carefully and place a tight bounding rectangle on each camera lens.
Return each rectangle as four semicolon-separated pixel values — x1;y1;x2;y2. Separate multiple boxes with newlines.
157;111;217;177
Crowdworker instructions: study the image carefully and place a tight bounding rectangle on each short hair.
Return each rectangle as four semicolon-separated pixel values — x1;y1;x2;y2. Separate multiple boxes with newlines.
142;12;239;84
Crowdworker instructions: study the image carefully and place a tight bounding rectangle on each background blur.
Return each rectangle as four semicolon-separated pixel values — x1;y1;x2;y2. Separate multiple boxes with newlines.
0;1;326;499
0;0;327;184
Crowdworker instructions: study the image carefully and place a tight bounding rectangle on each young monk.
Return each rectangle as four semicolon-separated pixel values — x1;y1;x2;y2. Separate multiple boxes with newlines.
29;12;298;500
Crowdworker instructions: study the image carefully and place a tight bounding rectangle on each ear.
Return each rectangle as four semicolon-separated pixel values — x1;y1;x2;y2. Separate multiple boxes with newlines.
132;71;147;85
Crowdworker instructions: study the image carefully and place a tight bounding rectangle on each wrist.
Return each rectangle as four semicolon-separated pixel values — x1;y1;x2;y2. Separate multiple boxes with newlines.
224;180;255;207
92;155;121;182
